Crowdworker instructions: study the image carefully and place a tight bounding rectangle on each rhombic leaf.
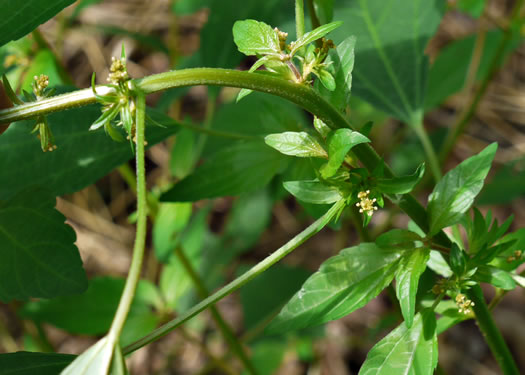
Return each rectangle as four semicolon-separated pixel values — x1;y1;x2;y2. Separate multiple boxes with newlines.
233;19;281;57
0;0;75;48
265;131;327;158
428;143;497;235
330;0;445;125
359;309;438;375
266;243;402;333
0;188;87;302
283;180;342;204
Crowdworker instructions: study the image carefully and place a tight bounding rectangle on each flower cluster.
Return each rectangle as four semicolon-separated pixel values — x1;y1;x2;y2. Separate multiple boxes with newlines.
33;74;49;98
355;190;378;217
455;293;475;315
107;56;130;85
506;250;522;263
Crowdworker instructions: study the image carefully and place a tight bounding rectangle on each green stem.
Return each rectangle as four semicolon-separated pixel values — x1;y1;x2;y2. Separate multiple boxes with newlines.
306;0;321;30
108;90;148;339
467;285;519;375
175;247;259;375
122;199;345;355
412;121;441;182
438;0;524;164
295;0;305;39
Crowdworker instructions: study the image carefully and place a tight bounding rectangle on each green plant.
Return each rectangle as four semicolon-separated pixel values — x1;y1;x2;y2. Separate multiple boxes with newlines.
0;0;524;374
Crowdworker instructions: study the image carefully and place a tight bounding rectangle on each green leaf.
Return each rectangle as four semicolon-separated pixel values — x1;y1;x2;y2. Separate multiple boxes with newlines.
0;188;87;302
21;49;66;92
265;131;327;158
479;158;525;205
317;69;336;91
427;250;453;278
153;203;193;262
239;264;311;330
375;163;425;194
320;128;370;178
376;229;422;248
473;265;516;290
317;36;356;111
395;248;429;327
489;228;525;271
313;0;335;24
233;19;281;57
457;0;486;18
331;0;445;125
0;352;75;375
161;141;286;202
428;143;497;235
20;277;160;347
449;244;468;275
0;0;75;48
0;103;177;201
266;243;403;333
246;339;287;375
60;336;115;375
291;21;343;54
170;129;197;179
359;310;438;375
425;30;521;109
284;180;342;204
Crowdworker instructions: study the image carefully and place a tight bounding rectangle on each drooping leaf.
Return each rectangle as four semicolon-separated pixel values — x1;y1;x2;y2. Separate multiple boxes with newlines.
153;203;193;262
265;131;327;158
233;19;281;57
359;310;438;375
320;128;370;178
331;0;445;125
0;103;177;201
395;248;430;327
428;143;497;235
20;277;160;347
161;141;286;202
291;21;343;55
0;188;87;302
284;180;342;204
266;243;403;333
375;163;425;194
0;352;75;375
317;36;356;111
0;0;75;48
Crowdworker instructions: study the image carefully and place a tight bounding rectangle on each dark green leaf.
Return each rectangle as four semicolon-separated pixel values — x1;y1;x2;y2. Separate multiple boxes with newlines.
239;264;311;330
170;128;197;179
320;128;370;178
0;104;177;200
265;131;327;158
20;277;160;347
161;141;286;202
0;0;75;48
375;163;425;194
331;0;445;125
233;20;281;57
153;203;193;262
0;352;75;375
246;339;287;375
479;158;525;205
395;248;429;327
291;21;343;54
376;229;422;248
489;228;525;271
428;143;497;235
449;244;468;275
359;310;438;375
0;188;86;302
473;265;516;290
284;180;342;204
313;0;335;24
266;243;402;333
317;36;356;111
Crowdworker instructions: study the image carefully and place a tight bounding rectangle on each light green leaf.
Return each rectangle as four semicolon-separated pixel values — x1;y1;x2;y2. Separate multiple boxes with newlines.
375;163;425;194
0;0;75;48
246;339;287;375
317;69;336;91
395;248;430;327
317;36;356;111
265;131;327;158
161;140;286;202
170;128;197;179
473;265;516;290
284;180;342;204
331;0;445;125
0;103;177;201
320;128;370;178
376;229;422;248
0;352;75;375
20;277;160;347
153;203;193;262
266;243;403;333
60;336;115;375
291;21;343;54
233;19;281;57
428;143;497;235
427;250;453;278
0;188;87;302
359;310;438;375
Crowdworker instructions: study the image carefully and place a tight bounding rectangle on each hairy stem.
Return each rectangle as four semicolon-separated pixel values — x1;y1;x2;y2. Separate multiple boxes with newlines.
108;90;147;339
122;199;345;355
